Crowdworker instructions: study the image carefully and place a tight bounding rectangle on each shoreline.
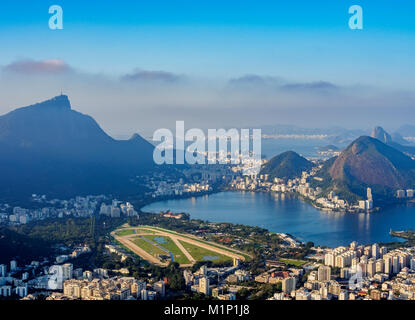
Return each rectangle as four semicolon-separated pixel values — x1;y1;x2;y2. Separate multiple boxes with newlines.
139;183;415;216
140;190;412;248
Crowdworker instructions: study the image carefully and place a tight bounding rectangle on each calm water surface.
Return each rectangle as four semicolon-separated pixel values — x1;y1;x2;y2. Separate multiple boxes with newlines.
142;191;415;247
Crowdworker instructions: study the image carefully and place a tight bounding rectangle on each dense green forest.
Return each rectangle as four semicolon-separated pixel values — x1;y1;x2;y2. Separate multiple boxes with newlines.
0;216;125;263
0;227;53;263
11;216;124;245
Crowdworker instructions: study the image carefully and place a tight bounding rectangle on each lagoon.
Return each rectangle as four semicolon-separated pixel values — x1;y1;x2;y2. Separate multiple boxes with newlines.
142;191;415;247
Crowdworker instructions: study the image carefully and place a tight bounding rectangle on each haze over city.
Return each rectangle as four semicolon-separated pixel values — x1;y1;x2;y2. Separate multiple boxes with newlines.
0;0;414;136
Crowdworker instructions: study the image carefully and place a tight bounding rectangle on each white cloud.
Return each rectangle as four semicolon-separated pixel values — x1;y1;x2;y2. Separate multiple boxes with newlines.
3;59;72;74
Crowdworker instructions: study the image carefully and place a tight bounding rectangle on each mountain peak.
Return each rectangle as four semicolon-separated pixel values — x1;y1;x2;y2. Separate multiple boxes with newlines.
33;94;71;110
0;96;155;199
370;126;392;144
129;133;142;141
326;135;415;200
260;150;313;180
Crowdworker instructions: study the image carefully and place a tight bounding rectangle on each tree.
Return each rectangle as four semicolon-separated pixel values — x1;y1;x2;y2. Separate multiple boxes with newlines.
169;273;185;291
236;288;251;300
305;241;314;249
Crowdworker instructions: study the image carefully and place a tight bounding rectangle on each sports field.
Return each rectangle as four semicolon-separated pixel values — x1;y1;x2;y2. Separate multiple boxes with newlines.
280;258;307;267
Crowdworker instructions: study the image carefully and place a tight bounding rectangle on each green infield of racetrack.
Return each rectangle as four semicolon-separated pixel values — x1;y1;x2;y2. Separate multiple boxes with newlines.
132;237;166;257
142;235;190;265
178;240;232;263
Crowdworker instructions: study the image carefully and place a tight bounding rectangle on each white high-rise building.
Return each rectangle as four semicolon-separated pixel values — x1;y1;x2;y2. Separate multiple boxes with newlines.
199;276;210;296
183;269;194;285
367;188;373;201
352;257;359;268
99;203;111;216
384;256;392;274
375;259;384;273
340;268;351;279
319;285;330;299
83;270;93;281
200;265;208;276
358;201;367;210
358;263;367;277
335;256;345;268
372;243;380;260
15;286;28;298
367;259;376;277
282;277;297;294
141;289;148;300
324;253;335;267
0;286;12;297
396;190;406;198
154;280;165;297
392;256;400;274
62;263;73;280
318;265;331;282
110;207;121;218
10;260;17;272
0;264;6;277
399;254;410;269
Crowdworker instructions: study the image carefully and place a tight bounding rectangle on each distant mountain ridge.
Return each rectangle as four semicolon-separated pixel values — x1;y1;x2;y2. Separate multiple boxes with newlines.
260;151;313;180
370;125;415;156
0;95;155;200
0;95;113;150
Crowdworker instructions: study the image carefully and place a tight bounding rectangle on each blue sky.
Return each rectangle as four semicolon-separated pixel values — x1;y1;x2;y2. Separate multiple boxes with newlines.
0;0;414;134
1;0;414;82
